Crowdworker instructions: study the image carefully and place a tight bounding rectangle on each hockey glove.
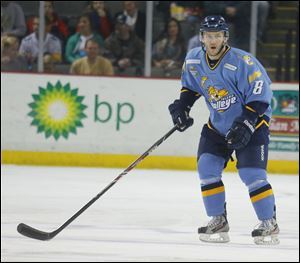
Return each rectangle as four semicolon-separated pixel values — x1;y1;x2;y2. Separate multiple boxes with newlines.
225;116;257;150
168;99;194;132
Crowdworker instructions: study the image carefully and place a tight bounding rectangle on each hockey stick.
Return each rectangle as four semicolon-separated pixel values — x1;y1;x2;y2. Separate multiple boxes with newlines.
17;125;178;241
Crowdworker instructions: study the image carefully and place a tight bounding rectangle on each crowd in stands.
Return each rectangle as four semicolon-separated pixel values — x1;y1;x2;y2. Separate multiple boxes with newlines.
1;1;272;77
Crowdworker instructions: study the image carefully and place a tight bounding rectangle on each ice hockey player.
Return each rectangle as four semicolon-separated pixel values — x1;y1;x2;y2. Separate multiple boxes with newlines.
168;15;279;245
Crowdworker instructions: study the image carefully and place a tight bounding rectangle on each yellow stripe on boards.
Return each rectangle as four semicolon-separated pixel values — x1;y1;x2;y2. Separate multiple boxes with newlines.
1;151;298;174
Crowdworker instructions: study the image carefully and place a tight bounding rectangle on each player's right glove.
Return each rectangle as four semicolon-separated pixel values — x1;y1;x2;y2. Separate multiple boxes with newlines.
168;99;194;132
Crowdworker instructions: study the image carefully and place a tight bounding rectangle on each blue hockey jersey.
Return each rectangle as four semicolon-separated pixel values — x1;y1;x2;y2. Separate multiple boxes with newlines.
181;46;273;136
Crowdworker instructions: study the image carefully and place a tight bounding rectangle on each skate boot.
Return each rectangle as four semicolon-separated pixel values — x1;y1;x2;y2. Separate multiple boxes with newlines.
198;212;230;243
252;217;280;245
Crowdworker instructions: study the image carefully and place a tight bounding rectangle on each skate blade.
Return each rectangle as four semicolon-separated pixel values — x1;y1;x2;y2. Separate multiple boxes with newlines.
254;234;280;245
199;232;230;243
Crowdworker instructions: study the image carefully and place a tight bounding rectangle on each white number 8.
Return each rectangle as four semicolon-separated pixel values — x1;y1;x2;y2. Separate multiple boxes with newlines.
253;80;264;95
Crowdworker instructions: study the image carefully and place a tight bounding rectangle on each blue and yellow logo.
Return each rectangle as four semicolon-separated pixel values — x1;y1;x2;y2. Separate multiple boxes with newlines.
207;86;237;112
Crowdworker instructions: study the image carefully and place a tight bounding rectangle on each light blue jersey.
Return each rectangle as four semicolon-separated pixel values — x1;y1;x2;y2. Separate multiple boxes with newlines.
181;46;273;135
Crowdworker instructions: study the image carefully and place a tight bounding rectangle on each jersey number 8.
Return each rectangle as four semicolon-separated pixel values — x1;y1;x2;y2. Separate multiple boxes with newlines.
253;80;264;95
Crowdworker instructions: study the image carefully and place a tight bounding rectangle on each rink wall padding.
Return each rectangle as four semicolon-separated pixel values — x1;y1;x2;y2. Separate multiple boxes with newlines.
1;73;299;174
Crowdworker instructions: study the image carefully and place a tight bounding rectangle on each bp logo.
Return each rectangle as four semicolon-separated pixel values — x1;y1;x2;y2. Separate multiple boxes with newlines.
28;81;87;140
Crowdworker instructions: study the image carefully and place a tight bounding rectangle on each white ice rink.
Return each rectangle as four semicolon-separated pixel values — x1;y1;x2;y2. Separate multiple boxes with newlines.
1;165;299;262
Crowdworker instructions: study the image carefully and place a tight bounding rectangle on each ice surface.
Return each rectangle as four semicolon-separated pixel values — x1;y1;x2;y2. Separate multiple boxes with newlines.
1;165;299;262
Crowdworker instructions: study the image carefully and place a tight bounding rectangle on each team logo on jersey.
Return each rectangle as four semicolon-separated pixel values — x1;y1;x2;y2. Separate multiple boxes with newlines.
248;71;262;83
243;55;254;65
207;86;237;112
189;66;198;76
201;76;208;87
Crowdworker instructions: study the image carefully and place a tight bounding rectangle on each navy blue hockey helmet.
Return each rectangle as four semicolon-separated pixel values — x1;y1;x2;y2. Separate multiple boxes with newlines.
200;15;229;38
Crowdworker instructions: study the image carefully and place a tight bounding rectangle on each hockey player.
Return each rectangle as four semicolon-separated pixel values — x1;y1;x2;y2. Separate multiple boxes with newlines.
168;15;279;245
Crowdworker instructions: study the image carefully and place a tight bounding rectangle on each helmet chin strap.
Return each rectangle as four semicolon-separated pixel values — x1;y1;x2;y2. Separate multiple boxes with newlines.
209;39;228;58
215;44;225;56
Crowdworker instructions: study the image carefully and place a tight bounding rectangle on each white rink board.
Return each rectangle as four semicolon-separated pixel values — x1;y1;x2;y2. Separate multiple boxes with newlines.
1;73;299;161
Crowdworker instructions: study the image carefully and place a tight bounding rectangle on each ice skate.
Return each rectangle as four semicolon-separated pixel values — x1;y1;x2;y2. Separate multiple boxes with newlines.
252;217;280;245
198;213;230;243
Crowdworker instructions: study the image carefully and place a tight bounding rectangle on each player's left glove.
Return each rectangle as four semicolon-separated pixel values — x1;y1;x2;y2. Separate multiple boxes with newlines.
225;115;257;150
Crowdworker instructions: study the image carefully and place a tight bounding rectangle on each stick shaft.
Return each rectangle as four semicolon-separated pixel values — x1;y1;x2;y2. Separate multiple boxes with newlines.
17;126;177;240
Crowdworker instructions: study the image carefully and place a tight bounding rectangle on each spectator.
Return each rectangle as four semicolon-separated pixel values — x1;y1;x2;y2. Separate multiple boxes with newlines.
65;13;104;64
152;18;185;75
257;1;270;43
171;1;203;24
202;1;251;50
70;38;113;76
187;33;201;51
19;16;62;67
1;1;26;38
104;14;144;75
85;1;113;39
27;1;70;44
156;2;203;24
116;1;146;41
1;35;27;71
43;53;57;73
224;2;251;50
155;1;171;23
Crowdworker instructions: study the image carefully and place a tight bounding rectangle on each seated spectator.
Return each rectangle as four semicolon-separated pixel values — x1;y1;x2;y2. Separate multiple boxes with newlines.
27;1;70;44
116;1;146;41
187;33;201;51
1;35;27;71
65;13;104;64
1;1;26;38
152;18;185;75
43;53;57;73
170;1;203;24
202;1;252;50
85;1;113;39
104;14;144;76
70;38;113;76
19;16;62;67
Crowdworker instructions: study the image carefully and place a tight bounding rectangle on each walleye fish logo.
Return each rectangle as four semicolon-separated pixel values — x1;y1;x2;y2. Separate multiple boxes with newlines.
207;86;237;112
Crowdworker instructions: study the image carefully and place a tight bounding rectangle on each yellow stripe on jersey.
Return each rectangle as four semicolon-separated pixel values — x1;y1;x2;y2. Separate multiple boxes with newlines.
256;119;269;129
245;105;257;113
205;47;231;70
181;89;189;93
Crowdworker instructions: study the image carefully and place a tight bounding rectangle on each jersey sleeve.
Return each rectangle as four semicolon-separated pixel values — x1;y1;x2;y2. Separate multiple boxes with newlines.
237;54;273;106
181;60;194;90
180;87;201;108
181;50;204;96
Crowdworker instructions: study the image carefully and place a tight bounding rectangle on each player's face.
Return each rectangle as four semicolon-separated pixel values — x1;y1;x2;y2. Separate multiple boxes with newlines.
202;31;226;57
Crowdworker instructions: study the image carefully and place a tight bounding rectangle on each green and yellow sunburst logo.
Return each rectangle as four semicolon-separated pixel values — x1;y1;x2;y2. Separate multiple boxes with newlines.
28;81;87;140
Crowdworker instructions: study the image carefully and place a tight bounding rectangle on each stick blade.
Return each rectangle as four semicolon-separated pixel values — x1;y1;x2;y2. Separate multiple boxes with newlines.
17;223;53;241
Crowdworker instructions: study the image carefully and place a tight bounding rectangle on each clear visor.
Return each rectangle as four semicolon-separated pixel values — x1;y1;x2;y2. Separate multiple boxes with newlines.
199;31;229;43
